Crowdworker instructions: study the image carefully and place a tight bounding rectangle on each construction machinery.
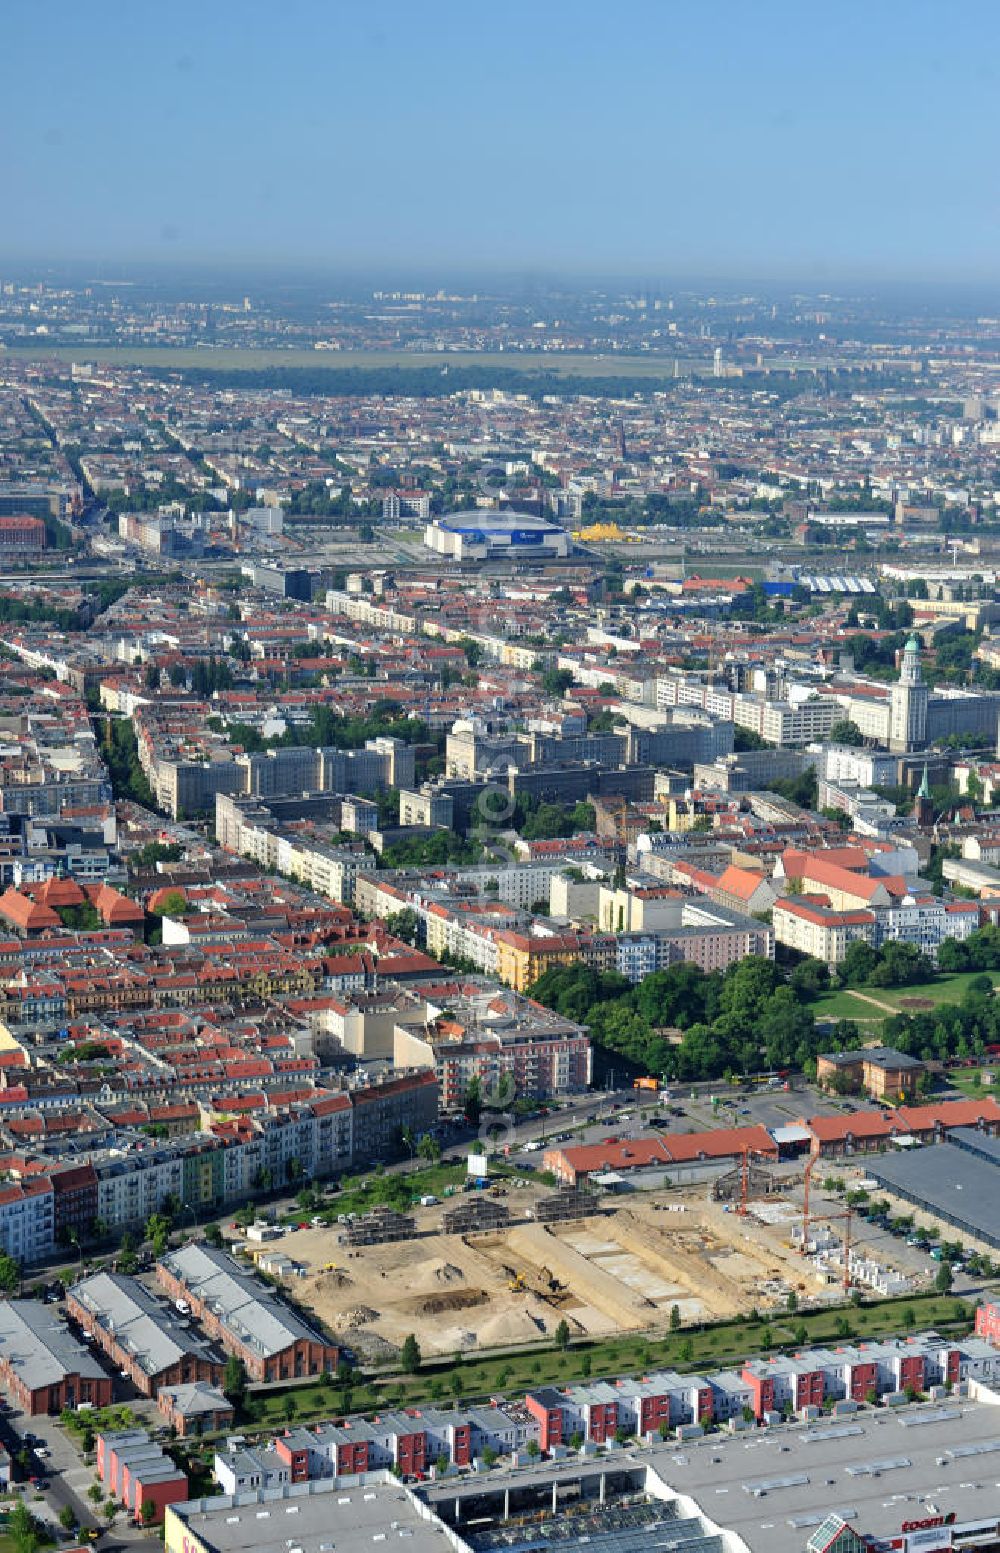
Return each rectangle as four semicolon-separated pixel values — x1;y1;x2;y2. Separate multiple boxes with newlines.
508;1264;566;1302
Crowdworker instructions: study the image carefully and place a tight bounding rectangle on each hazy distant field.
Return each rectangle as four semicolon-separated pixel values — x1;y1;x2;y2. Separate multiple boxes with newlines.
1;343;699;379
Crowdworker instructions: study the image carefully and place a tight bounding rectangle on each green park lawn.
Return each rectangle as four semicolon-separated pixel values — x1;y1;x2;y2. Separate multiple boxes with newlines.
811;988;887;1024
947;1069;998;1097
812;970;1000;1027
880;970;1000;1008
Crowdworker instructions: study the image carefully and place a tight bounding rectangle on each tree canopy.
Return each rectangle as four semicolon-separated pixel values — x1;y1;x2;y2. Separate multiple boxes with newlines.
529;930;1000;1082
829;719;865;747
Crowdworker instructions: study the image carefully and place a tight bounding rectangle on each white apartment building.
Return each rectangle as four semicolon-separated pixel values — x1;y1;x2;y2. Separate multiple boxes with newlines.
773;897;876;964
819;744;898;788
733;694;838;745
0;1182;54;1266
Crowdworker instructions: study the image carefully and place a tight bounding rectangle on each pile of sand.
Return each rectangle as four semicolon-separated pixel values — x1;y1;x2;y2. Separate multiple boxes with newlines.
310;1269;352;1293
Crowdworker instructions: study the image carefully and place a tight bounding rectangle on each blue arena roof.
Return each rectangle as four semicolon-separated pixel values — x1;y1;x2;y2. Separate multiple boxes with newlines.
433;509;560;534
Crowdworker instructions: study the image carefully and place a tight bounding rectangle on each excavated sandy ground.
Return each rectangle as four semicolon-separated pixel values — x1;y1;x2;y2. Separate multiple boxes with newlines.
271;1189;820;1359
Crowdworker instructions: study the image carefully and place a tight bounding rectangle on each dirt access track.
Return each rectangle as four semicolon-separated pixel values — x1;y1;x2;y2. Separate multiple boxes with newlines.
277;1193;807;1360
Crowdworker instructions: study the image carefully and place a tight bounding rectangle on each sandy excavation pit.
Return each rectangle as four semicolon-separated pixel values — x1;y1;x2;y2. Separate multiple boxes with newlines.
274;1195;808;1359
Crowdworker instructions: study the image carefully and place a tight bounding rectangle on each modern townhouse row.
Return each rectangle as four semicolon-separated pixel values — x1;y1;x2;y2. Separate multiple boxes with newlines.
213;1327;1000;1489
524;1330;991;1445
219;1400;535;1487
96;1429;188;1524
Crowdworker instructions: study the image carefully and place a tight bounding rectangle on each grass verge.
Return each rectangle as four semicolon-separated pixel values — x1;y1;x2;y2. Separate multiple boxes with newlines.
244;1292;974;1428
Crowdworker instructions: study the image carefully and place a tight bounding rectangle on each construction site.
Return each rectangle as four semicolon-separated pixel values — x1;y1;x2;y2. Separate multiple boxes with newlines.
270;1180;852;1363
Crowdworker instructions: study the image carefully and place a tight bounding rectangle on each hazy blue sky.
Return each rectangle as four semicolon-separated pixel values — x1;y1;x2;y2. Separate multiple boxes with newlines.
3;0;998;282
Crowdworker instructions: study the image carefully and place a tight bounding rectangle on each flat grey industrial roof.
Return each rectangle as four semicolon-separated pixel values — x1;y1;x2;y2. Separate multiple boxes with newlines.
866;1140;1000;1248
642;1398;1000;1553
426;1400;1000;1553
174;1479;450;1553
949;1125;1000;1166
70;1271;222;1378
0;1300;108;1391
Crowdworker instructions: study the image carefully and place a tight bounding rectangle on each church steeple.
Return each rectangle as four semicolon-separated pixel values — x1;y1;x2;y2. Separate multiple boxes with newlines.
915;760;934;825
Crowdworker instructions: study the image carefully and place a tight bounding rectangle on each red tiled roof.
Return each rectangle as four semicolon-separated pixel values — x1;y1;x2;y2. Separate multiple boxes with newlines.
86;883;145;925
550;1124;777;1174
896;1098;1000;1130
717;865;766;902
37;876;86;909
806;1111;900;1143
0;890;59;931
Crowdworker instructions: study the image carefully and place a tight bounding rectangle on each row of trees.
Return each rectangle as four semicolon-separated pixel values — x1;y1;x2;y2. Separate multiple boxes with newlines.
838;939;935;988
99;716;156;807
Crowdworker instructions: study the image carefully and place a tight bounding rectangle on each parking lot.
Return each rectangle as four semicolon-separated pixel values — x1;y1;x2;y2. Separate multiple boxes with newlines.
499;1077;842;1159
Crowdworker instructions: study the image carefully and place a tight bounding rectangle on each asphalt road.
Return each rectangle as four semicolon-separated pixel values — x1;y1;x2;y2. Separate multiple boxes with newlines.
1;1398;162;1551
0;1401;96;1534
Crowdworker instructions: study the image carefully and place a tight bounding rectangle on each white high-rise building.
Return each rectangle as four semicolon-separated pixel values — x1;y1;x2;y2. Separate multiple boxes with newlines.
889;634;929;752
